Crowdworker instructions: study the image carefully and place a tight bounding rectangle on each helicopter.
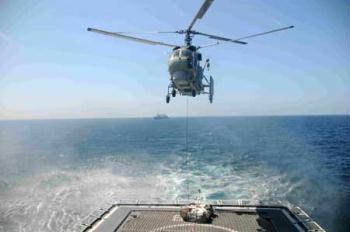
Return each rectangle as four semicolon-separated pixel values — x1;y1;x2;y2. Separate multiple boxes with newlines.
87;0;293;104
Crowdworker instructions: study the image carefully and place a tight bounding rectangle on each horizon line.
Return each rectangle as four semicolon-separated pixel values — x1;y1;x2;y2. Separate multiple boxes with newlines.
0;113;349;121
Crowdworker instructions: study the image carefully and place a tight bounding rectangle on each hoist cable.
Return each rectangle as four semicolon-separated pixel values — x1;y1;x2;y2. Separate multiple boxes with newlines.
185;97;190;200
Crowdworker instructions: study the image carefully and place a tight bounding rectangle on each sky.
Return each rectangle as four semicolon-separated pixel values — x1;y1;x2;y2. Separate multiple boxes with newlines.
0;0;349;119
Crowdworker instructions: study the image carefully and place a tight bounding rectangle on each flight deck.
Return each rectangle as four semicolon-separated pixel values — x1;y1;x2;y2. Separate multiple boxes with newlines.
79;200;325;232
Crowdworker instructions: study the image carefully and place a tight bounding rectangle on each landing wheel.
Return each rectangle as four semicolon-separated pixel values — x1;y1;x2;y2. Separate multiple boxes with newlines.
192;90;196;97
166;95;170;104
171;89;176;97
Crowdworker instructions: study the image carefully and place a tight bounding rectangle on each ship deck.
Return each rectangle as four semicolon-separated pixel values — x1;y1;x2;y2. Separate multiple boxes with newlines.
79;201;325;232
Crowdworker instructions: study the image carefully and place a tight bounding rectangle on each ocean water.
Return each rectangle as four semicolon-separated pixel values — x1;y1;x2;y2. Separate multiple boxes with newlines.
0;116;349;231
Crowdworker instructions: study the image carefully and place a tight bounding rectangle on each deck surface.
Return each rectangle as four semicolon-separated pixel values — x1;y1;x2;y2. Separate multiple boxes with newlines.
86;205;303;232
119;209;288;232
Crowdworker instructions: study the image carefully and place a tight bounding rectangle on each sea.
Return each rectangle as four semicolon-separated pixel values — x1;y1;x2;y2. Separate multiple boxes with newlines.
0;116;349;231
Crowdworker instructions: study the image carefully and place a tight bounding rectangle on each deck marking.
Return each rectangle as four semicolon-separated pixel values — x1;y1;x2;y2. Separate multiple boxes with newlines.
149;223;239;232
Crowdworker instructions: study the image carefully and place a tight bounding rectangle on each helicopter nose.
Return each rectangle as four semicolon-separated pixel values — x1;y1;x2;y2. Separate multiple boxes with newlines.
172;71;190;86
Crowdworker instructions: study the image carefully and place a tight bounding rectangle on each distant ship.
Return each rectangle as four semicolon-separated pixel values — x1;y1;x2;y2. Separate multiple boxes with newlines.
153;114;169;120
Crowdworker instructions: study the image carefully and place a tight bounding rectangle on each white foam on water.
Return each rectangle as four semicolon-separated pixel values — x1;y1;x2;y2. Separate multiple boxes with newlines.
158;155;295;205
0;167;174;231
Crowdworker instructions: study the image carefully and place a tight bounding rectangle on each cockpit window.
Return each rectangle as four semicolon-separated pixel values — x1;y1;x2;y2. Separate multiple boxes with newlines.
181;49;192;58
172;50;180;58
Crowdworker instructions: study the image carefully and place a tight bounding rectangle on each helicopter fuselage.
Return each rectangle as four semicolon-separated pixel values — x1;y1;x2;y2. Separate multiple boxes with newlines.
168;46;204;96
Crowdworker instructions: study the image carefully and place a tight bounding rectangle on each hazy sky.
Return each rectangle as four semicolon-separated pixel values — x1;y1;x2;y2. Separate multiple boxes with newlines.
0;0;349;119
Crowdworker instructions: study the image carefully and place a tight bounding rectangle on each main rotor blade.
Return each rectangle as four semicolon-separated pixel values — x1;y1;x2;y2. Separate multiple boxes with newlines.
108;31;178;34
193;31;247;45
87;28;178;48
197;41;220;49
193;25;294;45
234;25;294;41
188;0;215;31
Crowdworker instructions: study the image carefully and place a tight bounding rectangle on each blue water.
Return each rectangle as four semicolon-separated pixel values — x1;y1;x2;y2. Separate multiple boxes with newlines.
0;116;349;231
